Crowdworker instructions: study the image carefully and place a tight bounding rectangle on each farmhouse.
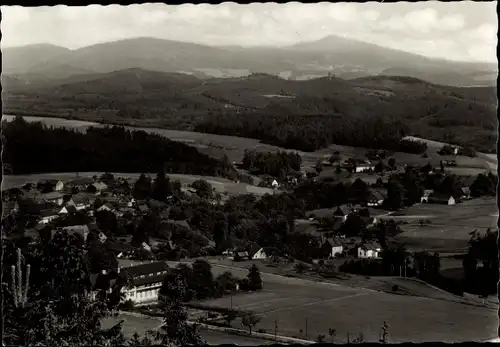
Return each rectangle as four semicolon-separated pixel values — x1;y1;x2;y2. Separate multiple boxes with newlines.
427;192;456;205
120;261;170;305
41;192;64;206
271;179;280;189
357;242;382;259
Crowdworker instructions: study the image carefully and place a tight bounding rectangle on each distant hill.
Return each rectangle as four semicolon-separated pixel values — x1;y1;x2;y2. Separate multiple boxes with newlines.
2;68;497;153
1;44;72;74
2;36;497;87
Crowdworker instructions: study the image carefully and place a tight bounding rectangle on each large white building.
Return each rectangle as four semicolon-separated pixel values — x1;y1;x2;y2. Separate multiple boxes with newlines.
119;261;170;306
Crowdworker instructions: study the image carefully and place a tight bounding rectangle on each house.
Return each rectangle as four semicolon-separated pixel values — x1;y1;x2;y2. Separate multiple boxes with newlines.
127;198;137;208
97;204;113;212
41;192;64;206
37;179;64;192
87;182;108;194
355;164;375;173
70;177;95;186
367;191;386;207
357;242;382;259
427;192;456;205
251;247;268;260
461;187;471;200
61;224;90;241
321;237;344;258
38;209;59;224
420;189;434;203
271;179;279;189
119;261;170;305
65;198;88;211
58;205;78;215
333;205;350;222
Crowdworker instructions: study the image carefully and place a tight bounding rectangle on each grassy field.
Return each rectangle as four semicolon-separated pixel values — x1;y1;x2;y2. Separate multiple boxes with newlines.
176;261;497;343
389;198;497;252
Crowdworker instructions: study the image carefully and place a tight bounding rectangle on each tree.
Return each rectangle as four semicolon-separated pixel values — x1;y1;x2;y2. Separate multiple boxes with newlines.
379;321;390;344
388;157;396;169
150;273;204;346
241;312;261;334
316;334;326;343
191;260;215;299
386;178;405;210
191;179;213;199
152;167;171;201
223;310;238;327
133;174;152;200
247;264;263;290
315;160;323;173
3;236;125;347
328;328;337;343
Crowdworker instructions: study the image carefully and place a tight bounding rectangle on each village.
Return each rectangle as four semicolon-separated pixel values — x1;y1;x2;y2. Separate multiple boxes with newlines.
2;143;495;312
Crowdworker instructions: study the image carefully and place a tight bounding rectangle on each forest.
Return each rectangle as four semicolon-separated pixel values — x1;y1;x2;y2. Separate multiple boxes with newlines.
1;116;238;179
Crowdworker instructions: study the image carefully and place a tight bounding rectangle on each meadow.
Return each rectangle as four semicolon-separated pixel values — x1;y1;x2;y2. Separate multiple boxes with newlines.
186;262;498;343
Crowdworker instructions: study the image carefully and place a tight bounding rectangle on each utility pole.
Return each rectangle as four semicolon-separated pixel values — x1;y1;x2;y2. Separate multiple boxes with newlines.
230;292;233;309
274;320;278;340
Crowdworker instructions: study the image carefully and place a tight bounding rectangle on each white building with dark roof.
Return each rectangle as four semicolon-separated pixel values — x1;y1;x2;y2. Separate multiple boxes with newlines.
119;261;170;306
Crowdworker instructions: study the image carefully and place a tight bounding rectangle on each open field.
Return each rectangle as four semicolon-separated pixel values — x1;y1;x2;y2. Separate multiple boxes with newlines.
1;172;275;196
3;114;493;172
173;261;497;343
101;313;274;345
389;198;497;252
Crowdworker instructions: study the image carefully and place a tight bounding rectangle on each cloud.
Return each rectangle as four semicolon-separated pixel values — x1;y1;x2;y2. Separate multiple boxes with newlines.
0;3;496;63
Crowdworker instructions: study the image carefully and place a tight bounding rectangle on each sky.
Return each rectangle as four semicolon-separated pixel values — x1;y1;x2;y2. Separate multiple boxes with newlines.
1;2;497;63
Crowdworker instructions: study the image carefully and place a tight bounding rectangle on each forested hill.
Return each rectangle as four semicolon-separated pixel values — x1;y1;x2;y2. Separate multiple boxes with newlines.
1;116;239;178
2;69;497;153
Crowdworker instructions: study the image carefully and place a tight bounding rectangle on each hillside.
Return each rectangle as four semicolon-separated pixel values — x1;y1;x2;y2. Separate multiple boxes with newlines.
3;68;497;153
1;43;71;74
2;36;497;86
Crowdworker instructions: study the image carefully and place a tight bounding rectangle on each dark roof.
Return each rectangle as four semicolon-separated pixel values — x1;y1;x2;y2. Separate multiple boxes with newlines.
359;242;381;250
40;209;59;217
334;205;350;216
71;177;95;186
428;192;454;202
370;190;386;201
42;192;63;200
138;204;150;213
121;261;169;278
64;205;78;214
133;274;166;287
165;219;190;229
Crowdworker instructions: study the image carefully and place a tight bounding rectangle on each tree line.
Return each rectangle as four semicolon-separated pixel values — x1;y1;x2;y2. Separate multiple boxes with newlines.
2;116;238;179
194;112;429;153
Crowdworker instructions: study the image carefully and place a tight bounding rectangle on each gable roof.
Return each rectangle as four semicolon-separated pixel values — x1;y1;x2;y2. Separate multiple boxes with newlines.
428;192;454;202
91;182;108;191
461;187;471;195
42;192;63;201
334;205;350;216
40;209;59;217
71;177;95;186
121;261;170;279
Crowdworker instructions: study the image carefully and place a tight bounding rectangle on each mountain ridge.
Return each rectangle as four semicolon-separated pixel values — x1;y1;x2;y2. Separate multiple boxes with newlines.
3;35;496;87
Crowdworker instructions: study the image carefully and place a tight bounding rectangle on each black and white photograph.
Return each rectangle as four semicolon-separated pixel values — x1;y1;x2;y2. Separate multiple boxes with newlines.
1;2;498;345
